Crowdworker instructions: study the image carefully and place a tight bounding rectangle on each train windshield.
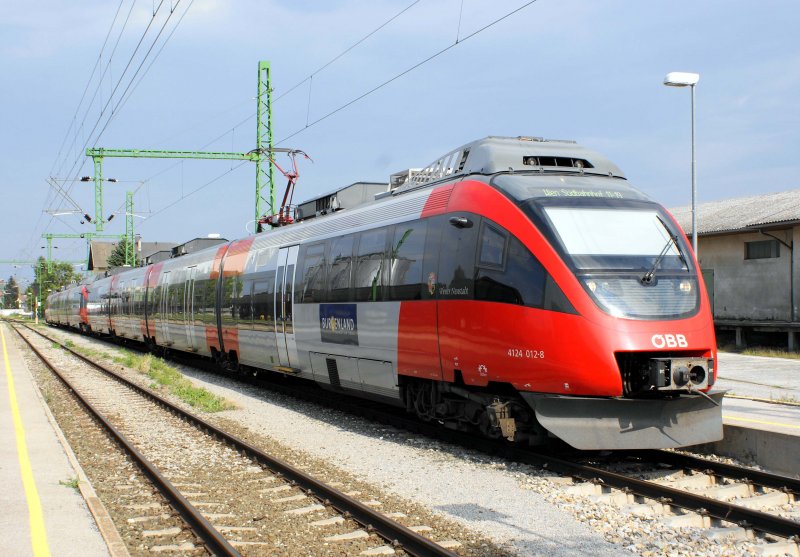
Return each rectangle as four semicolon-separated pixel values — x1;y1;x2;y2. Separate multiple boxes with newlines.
538;203;699;320
543;207;688;273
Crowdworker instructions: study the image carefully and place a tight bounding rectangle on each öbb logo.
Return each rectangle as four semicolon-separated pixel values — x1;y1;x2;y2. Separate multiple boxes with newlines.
651;334;688;348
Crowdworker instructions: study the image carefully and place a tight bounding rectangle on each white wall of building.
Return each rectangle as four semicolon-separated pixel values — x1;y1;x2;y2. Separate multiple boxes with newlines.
698;229;793;321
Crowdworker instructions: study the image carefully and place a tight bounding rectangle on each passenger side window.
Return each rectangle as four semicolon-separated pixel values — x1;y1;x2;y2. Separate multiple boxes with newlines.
354;228;388;302
221;275;242;323
252;275;275;332
238;280;253;321
328;235;354;302
296;242;327;303
390;221;427;300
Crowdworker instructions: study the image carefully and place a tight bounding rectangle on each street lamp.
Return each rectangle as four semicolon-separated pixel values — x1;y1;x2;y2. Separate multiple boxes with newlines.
664;71;700;255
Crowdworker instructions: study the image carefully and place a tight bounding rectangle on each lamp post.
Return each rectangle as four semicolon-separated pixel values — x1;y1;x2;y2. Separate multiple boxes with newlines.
664;71;700;255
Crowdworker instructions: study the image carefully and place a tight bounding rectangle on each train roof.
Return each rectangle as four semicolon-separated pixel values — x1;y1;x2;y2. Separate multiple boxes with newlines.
284;136;643;228
392;136;626;195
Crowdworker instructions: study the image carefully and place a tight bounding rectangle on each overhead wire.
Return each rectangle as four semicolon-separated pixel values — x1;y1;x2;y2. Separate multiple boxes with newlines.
56;0;171;197
25;0;135;263
52;0;139;182
32;1;187;264
92;0;187;144
113;1;540;226
274;0;422;104
49;0;126;177
278;0;539;144
46;2;539;239
112;0;424;222
51;0;185;240
111;0;195;119
130;0;423;175
138;162;250;227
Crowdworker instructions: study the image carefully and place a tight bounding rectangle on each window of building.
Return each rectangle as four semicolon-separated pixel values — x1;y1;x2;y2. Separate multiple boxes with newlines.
745;239;780;260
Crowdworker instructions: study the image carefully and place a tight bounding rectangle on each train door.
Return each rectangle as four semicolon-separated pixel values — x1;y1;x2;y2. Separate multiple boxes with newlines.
116;280;125;335
184;266;197;350
275;246;299;368
158;271;172;345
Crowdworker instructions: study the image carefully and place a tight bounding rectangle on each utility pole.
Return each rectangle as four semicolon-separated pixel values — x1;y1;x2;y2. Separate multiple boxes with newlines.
85;61;281;228
93;155;105;231
125;191;135;267
256;60;275;222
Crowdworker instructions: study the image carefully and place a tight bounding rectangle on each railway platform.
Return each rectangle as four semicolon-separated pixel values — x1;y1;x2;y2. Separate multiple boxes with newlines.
0;323;118;557
701;351;800;477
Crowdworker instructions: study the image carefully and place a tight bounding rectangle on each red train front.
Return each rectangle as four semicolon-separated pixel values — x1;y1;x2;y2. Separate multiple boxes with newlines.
391;136;722;449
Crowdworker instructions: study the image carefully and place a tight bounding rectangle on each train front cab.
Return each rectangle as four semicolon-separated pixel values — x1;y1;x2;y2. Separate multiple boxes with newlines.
442;176;723;450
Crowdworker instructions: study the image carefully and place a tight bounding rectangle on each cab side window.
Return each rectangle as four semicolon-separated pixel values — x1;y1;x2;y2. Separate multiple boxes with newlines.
475;220;546;308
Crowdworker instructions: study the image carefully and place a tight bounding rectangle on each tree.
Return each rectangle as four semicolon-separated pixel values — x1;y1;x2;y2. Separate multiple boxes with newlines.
25;257;82;314
3;276;19;308
107;238;133;268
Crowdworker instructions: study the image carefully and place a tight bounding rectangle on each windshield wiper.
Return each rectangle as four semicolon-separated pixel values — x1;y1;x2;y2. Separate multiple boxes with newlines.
641;217;688;285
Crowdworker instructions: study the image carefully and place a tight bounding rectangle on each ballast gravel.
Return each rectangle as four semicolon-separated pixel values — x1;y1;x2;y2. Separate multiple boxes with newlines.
44;328;772;557
184;380;629;556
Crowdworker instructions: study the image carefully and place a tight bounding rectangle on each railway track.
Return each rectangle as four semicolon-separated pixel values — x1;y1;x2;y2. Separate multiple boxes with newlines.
27;321;800;555
13;323;464;557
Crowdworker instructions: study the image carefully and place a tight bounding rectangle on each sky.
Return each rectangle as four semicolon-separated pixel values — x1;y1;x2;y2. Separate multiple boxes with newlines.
1;0;798;284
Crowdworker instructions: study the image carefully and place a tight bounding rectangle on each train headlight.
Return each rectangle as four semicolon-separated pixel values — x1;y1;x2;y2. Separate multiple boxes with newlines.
679;280;692;293
586;280;597;292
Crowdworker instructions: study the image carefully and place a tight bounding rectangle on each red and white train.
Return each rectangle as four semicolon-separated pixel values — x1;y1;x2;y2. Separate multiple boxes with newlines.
46;136;723;450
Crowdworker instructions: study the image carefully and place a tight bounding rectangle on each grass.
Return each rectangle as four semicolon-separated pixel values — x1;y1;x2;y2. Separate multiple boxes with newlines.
112;350;234;413
61;339;112;361
59;477;79;490
53;333;233;413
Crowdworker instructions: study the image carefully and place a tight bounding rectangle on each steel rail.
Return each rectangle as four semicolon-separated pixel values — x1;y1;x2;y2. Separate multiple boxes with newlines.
238;362;800;539
30;322;800;540
211;358;800;539
635;449;800;495
508;447;800;539
11;325;240;557
20;324;459;557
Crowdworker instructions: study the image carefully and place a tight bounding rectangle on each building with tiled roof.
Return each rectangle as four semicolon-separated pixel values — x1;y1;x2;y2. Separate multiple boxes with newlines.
88;240;178;272
670;189;800;349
